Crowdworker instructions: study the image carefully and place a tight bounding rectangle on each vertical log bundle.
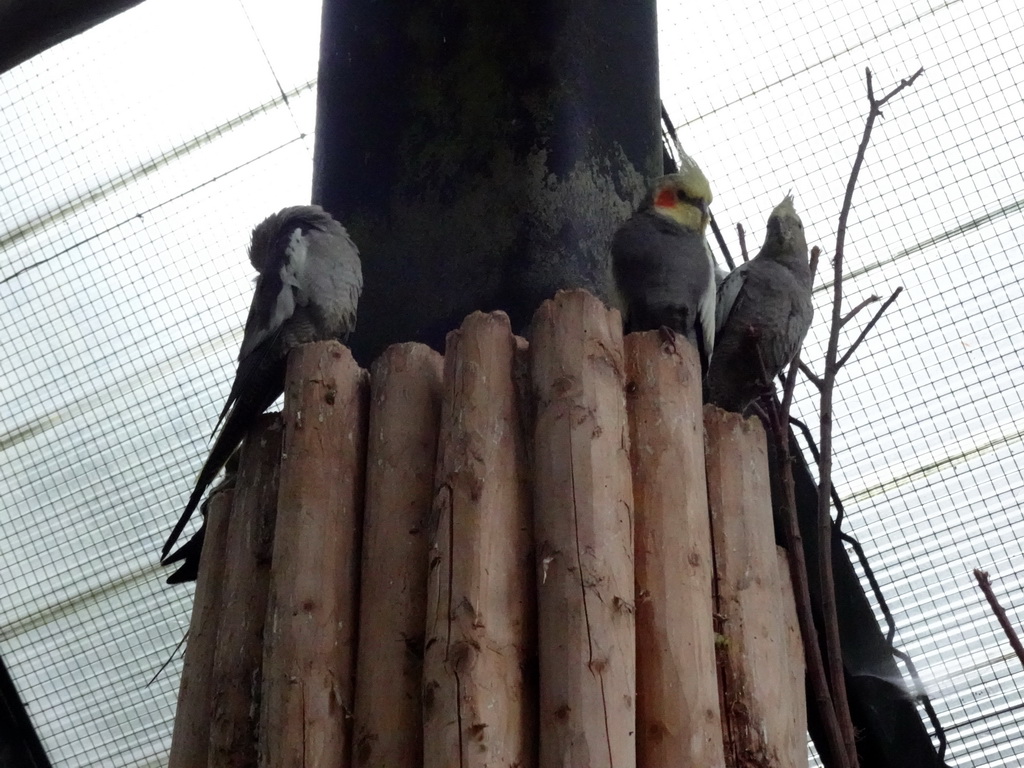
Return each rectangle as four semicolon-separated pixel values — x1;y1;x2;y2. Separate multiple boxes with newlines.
169;296;807;767
777;548;809;768
208;414;282;768
260;342;369;768
705;407;806;768
423;311;536;768
354;343;444;768
167;490;232;768
624;333;725;768
530;290;636;768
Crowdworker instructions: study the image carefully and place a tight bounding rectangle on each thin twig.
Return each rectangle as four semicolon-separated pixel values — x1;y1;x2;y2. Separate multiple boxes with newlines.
809;246;821;287
781;354;801;422
749;399;771;430
661;101;737;276
839;295;879;329
661;102;685;161
788;417;852;527
790;416;820;461
819;65;922;768
831;67;923;321
799;361;824;391
836;287;903;370
737;223;750;262
147;629;190;687
973;569;1024;671
872;66;926;110
710;213;736;271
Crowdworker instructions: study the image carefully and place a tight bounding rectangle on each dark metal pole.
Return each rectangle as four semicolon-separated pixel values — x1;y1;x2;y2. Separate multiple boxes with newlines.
0;0;145;74
312;0;660;364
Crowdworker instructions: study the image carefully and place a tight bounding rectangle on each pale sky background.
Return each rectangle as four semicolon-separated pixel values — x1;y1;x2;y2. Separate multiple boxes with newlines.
1;0;1022;764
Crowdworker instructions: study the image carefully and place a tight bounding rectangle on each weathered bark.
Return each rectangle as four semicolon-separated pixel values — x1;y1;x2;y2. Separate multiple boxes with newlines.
207;415;281;768
260;342;368;768
530;290;636;768
625;332;724;768
778;547;809;768
353;343;443;768
167;489;232;768
423;311;536;768
706;408;805;768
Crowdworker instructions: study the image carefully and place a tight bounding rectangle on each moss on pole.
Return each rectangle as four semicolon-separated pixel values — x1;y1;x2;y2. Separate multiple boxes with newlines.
312;0;660;364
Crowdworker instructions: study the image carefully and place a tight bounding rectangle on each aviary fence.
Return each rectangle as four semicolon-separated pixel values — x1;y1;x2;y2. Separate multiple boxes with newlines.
166;289;806;768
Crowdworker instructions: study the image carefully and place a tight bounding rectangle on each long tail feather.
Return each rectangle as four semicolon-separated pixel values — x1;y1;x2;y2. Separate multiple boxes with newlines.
160;359;284;561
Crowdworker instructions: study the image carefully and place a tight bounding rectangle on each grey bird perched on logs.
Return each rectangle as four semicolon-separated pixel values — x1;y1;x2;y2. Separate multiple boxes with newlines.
706;194;812;412
161;205;362;570
611;158;716;370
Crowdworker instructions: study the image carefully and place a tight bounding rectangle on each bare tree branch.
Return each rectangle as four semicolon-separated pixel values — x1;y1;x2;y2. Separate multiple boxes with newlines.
799;361;824;391
974;569;1024;672
737;223;750;262
661;102;737;275
710;212;736;271
818;65;923;768
836;287;903;371
840;295;879;329
809;245;821;287
755;349;850;768
871;66;926;111
781;354;801;423
830;67;922;341
790;416;819;460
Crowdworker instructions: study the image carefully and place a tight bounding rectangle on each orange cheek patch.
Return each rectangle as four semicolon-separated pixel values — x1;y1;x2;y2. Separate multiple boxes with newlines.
655;188;676;209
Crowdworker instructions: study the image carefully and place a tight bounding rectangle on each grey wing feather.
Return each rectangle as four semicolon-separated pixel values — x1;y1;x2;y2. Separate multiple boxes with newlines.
698;237;717;356
301;225;362;338
780;291;813;364
715;263;749;334
238;227;306;361
714;264;729;288
210;248;297;439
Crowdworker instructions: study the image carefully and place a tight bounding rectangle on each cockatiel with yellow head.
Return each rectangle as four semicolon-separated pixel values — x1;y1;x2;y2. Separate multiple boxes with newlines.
611;157;716;368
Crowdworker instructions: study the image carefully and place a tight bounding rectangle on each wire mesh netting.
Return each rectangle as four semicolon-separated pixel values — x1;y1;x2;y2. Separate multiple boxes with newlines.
0;0;1021;764
1;0;320;764
660;0;1024;764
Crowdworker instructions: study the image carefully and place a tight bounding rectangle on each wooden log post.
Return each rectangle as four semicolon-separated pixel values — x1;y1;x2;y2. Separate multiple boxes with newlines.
423;311;536;768
260;341;369;768
530;290;636;768
704;408;805;768
777;548;808;768
624;332;725;767
167;489;232;768
353;343;444;768
207;414;282;768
